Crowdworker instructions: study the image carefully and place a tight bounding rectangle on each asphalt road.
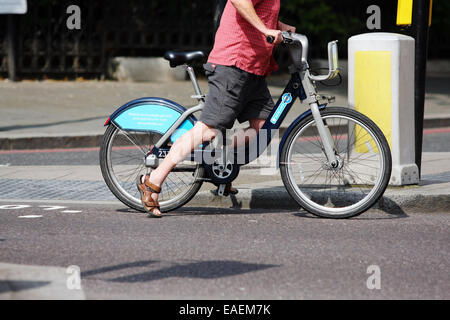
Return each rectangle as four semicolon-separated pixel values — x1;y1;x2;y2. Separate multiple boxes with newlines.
1;127;449;300
0;200;448;299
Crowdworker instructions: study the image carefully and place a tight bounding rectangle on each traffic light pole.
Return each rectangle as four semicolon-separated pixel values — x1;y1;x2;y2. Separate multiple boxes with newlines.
411;0;431;177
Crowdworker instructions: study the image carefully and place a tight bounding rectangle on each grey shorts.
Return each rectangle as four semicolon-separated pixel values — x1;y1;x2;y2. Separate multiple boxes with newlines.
199;63;275;131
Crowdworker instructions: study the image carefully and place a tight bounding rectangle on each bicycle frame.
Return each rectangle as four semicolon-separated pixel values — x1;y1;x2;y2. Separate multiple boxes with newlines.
147;70;310;163
146;33;340;170
101;32;392;216
105;32;341;185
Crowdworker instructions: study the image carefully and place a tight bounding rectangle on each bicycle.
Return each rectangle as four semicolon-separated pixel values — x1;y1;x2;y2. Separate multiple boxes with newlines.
100;32;392;219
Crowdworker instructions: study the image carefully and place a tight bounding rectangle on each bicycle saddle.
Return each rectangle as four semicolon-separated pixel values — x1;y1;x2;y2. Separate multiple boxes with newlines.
164;51;205;68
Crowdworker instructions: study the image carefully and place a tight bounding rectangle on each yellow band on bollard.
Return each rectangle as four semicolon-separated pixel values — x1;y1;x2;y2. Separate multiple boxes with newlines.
354;51;392;153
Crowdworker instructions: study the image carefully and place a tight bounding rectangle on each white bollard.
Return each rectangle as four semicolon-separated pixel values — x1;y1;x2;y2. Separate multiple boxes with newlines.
348;32;419;185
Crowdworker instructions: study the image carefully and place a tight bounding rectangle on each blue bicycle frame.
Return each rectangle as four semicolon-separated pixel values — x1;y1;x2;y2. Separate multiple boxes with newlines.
105;32;339;187
146;72;324;167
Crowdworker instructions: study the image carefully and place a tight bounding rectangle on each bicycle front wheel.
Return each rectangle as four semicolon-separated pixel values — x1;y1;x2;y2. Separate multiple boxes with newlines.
280;107;392;218
100;124;205;212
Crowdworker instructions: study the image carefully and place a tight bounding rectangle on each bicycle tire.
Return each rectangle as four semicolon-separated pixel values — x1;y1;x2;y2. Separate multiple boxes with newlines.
100;124;205;213
280;107;392;218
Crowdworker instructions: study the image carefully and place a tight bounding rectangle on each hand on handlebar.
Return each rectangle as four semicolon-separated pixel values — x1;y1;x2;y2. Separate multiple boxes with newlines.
265;29;283;45
277;21;296;33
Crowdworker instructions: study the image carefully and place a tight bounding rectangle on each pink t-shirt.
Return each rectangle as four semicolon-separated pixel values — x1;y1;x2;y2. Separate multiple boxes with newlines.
208;0;280;76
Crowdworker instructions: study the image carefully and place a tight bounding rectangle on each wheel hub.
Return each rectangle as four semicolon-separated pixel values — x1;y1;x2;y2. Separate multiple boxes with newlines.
323;155;345;171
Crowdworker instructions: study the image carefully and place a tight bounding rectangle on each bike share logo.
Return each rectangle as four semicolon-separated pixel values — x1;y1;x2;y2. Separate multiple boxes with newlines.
270;93;292;125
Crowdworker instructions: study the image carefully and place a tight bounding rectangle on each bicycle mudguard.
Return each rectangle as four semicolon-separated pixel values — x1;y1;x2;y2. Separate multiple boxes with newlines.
277;104;327;168
104;97;197;143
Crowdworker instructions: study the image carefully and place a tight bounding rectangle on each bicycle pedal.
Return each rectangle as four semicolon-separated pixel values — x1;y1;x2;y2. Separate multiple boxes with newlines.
217;184;226;196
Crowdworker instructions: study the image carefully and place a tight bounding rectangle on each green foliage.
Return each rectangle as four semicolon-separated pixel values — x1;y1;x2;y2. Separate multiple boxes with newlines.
282;0;340;36
279;0;362;56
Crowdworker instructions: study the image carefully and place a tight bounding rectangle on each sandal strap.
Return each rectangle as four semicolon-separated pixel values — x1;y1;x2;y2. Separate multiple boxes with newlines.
144;204;160;210
142;196;160;209
143;175;161;193
142;192;158;204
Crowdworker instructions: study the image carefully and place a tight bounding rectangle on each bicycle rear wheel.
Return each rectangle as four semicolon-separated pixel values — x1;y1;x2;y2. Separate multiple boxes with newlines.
280;107;392;218
100;124;205;212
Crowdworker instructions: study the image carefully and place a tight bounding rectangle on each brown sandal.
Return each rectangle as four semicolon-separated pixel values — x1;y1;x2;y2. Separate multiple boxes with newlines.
136;174;162;217
225;182;239;196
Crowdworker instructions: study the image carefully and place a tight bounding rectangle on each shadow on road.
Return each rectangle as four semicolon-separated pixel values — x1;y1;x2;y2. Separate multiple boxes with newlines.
292;195;409;220
81;260;158;278
81;260;279;283
0;280;51;294
116;206;291;216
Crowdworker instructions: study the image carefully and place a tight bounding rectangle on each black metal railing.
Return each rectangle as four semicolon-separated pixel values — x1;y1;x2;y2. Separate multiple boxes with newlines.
0;0;215;78
0;0;448;78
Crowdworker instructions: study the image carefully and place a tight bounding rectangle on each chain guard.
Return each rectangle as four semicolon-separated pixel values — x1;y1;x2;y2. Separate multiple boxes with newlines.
203;160;240;186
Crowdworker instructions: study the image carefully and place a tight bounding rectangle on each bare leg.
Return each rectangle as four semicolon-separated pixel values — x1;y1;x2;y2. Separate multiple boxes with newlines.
226;118;266;193
142;118;265;214
142;121;217;215
230;118;265;148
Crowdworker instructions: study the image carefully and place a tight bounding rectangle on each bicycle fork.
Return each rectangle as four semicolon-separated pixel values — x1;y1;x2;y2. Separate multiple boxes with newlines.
300;66;338;167
310;102;338;167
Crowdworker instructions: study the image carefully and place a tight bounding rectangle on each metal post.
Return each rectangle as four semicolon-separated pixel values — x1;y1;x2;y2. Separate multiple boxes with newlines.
411;0;432;177
6;14;16;81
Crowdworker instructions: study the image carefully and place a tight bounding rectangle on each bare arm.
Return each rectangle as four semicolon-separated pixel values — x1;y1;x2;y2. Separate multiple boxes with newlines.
230;0;282;44
278;21;296;33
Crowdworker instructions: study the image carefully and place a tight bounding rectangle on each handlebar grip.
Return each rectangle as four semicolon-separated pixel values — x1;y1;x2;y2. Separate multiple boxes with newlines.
266;36;275;44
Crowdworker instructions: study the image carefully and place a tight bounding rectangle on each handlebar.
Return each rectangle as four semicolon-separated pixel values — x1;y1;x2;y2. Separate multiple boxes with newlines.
266;32;339;82
266;35;275;44
266;32;294;45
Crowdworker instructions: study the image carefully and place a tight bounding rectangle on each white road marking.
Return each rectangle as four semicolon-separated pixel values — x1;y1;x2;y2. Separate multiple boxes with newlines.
0;204;83;214
18;215;43;219
0;203;82;214
0;204;32;210
39;205;67;211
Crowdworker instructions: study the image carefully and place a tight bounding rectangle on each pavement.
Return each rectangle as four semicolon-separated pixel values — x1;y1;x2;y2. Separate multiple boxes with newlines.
1;74;449;147
0;72;449;299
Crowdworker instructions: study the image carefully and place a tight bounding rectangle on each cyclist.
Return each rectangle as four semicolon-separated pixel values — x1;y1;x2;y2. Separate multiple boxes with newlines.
137;0;295;217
